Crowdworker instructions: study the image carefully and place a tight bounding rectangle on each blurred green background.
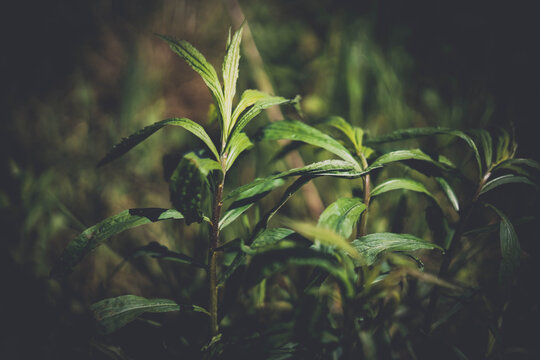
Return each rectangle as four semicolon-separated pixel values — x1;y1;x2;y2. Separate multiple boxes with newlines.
1;0;538;358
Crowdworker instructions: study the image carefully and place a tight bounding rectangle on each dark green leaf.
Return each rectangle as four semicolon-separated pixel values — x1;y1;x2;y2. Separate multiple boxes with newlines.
470;129;493;169
371;178;434;200
435;177;460;211
351;233;443;266
479;174;538;195
50;208;183;278
317;197;366;239
220;178;285;230
257;119;359;166
97;118;219;167
132;241;206;269
492;158;540;172
250;228;296;249
169;153;209;224
245;248;354;297
91;295;209;334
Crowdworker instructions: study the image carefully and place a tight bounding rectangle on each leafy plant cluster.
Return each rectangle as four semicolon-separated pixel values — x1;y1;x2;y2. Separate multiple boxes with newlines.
51;26;539;359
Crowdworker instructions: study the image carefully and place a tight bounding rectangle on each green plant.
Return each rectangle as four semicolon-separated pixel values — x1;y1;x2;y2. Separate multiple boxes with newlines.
51;25;539;359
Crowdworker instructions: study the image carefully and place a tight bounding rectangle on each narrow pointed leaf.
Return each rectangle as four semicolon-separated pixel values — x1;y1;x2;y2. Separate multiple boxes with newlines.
479;174;538;195
132;241;206;269
224;131;253;171
436;177;460;211
245;248;354;297
98;118;219;167
492;158;540;172
50;208;183;278
371;178;434;199
365;127;482;173
250;228;296;249
351;233;443;266
317;197;366;239
471;129;493;169
91;295;209;334
319;116;359;150
156;34;225;124
222;26;243;134
257;119;359;166
219;178;285;230
170;153;211;224
368;149;439;170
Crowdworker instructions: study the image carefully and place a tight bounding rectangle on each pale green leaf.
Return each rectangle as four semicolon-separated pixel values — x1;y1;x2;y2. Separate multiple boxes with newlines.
257;119;359;166
50;208;183;278
435;177;460;211
351;233;443;266
97;118;219;167
371;178;434;199
224;131;253;171
317;197;366;239
368;149;439;170
91;295;209;334
222;26;243;134
479;174;538;195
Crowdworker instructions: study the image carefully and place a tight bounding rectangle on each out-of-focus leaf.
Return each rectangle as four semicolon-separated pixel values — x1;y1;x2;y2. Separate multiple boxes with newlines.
222;26;243;134
282;219;360;260
486;204;521;288
365;127;482;173
479;174;538;195
436;177;460;212
97;118;219;167
492;158;540;172
90;295;209;334
257;119;359;166
317;197;366;239
132;241;206;269
156;34;225;127
245;248;354;297
224;131;253;171
50;208;183;278
170;153;209;224
371;178;434;200
220;178;285;230
351;233;443;266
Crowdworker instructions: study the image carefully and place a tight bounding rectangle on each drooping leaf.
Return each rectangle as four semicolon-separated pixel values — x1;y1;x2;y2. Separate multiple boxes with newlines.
365;127;482;173
317;197;366;239
224;131;253;171
479;174;538;195
492;158;540;173
435;177;460;212
97;118;220;167
486;204;521;288
282;219;360;260
220;178;285;230
222;26;243;134
132;241;206;269
91;295;209;334
50;208;183;278
351;233;443;266
156;34;225;126
257;119;359;166
245;248;354;297
371;178;435;200
169;153;210;224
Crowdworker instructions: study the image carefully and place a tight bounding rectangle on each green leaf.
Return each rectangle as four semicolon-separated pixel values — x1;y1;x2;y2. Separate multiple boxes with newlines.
368;149;440;170
479;174;538;195
257;119;359;166
282;219;360;260
91;295;209;334
317;197;366;239
351;233;443;266
132;241;206;269
220;178;285;230
169;153;209;224
486;204;521;288
50;208;183;278
222;26;243;134
365;127;482;173
245;248;354;297
156;34;225;128
250;228;296;249
470;129;493;169
371;178;434;199
97;118;220;167
231;89;271;124
492;158;540;172
435;177;460;212
319;116;359;150
224;131;253;171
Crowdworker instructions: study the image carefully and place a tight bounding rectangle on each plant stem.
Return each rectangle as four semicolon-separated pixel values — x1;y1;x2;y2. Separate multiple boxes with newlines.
423;171;491;332
357;154;371;237
209;174;225;336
